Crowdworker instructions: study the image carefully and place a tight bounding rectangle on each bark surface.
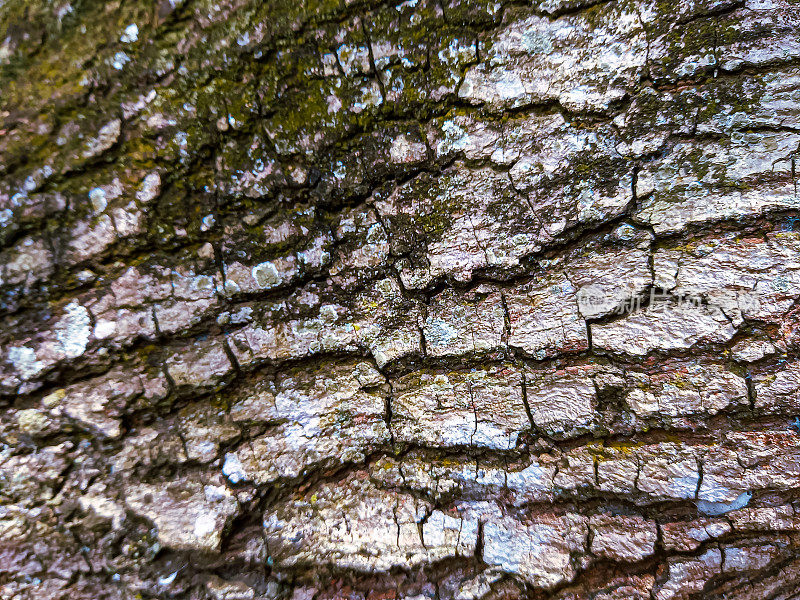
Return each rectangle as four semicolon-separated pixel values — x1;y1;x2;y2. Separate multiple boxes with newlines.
1;0;800;599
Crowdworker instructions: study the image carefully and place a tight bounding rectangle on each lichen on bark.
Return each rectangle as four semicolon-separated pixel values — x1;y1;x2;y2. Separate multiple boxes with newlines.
2;0;800;599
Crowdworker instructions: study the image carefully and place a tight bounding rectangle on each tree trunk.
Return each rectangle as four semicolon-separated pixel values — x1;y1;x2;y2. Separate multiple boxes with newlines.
2;0;800;598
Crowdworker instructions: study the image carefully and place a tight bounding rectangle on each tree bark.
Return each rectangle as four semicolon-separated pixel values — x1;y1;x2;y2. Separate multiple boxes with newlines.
2;0;800;598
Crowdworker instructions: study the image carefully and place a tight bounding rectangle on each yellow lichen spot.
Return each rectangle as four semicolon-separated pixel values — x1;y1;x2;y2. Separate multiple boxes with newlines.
42;388;66;408
17;409;50;435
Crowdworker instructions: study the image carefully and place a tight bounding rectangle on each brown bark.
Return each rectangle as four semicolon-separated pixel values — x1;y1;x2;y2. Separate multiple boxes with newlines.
1;0;800;598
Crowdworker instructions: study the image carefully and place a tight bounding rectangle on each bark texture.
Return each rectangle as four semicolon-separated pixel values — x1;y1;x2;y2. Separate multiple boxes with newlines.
2;0;800;598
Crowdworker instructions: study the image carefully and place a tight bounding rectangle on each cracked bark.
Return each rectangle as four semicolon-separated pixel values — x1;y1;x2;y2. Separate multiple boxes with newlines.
2;0;800;599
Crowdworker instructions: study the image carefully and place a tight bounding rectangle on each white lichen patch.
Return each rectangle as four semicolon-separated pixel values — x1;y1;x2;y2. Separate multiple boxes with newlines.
55;302;92;358
7;346;45;380
120;23;139;43
251;261;281;289
88;187;108;213
136;172;162;203
222;452;247;484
